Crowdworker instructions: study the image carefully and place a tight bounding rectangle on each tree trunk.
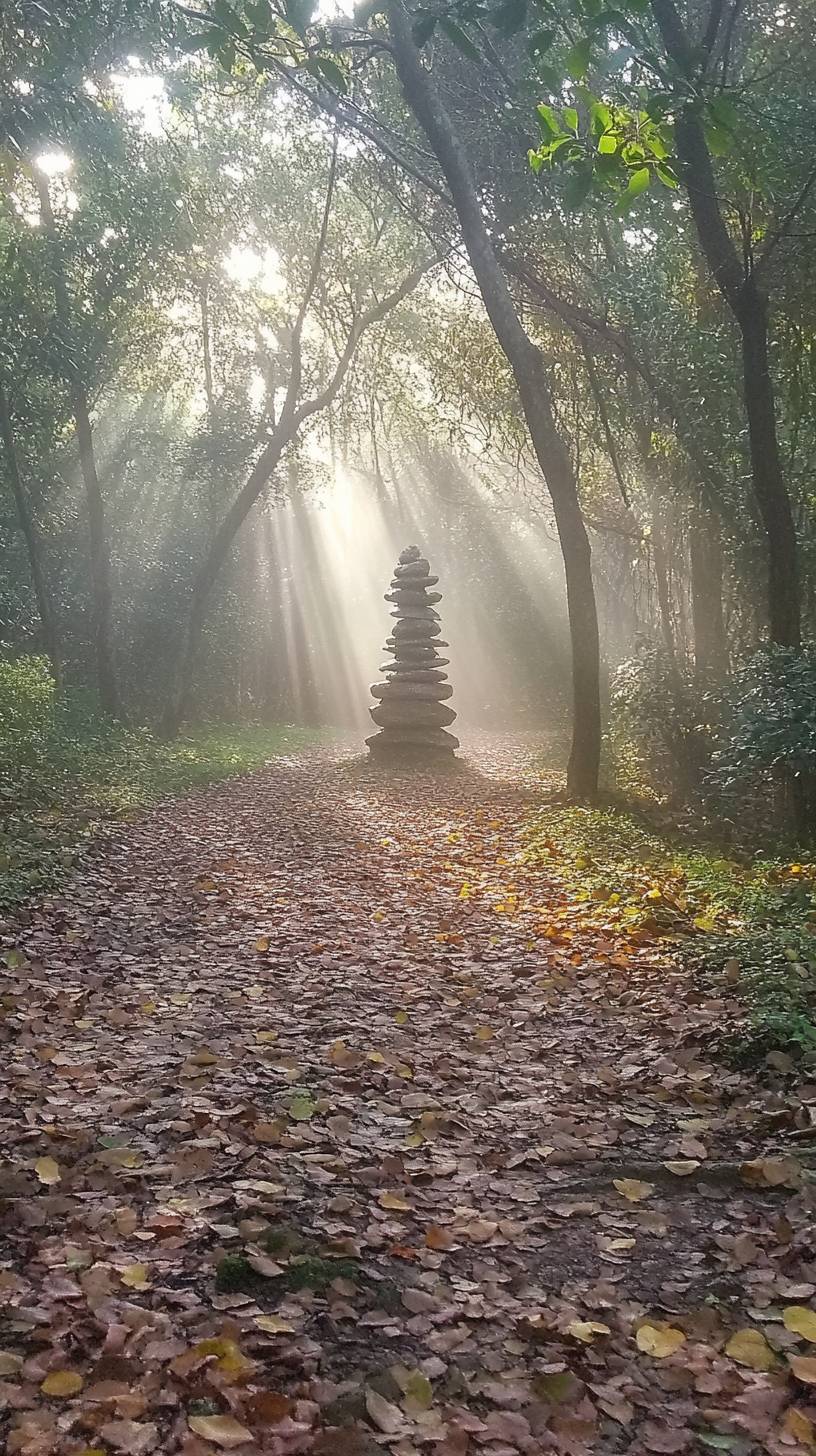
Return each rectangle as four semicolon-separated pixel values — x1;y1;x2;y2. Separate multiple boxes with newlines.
649;0;801;647
34;170;118;715
735;282;800;646
689;508;727;681
165;438;290;736
386;0;601;798
0;380;62;684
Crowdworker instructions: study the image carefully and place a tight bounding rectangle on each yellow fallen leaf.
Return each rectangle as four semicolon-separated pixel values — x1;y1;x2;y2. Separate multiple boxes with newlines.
188;1414;254;1447
97;1147;142;1169
614;1178;654;1203
726;1327;775;1371
35;1156;61;1185
255;1314;296;1334
663;1161;700;1176
120;1264;150;1290
566;1319;611;1343
636;1323;686;1358
394;1010;409;1025
378;1190;411;1211
782;1408;814;1445
784;1307;816;1343
256;1030;277;1043
41;1370;85;1397
254;936;270;953
474;1026;494;1041
790;1355;816;1385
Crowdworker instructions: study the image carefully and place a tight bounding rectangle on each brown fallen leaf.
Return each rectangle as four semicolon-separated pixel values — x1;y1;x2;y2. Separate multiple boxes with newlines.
365;1387;403;1434
425;1224;455;1250
790;1355;816;1385
99;1421;160;1455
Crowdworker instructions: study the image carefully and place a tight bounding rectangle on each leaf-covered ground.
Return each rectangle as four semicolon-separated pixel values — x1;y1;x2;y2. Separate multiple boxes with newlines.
1;736;815;1456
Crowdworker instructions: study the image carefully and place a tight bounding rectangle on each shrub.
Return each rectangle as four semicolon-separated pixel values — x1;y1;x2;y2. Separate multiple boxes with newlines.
708;647;816;839
0;656;56;774
610;642;712;802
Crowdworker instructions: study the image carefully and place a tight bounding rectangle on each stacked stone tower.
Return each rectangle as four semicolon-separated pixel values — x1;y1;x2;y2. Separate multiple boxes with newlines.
366;545;459;758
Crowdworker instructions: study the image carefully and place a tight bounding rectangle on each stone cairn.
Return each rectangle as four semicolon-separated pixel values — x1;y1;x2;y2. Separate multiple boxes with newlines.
366;545;459;758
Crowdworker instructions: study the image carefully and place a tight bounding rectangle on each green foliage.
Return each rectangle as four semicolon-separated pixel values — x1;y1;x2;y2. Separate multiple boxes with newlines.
610;643;712;803
710;647;816;801
0;658;316;909
524;797;816;1064
689;912;816;1068
214;1254;259;1292
0;656;55;765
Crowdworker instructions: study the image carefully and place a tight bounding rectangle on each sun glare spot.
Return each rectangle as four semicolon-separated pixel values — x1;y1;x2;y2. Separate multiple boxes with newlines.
36;151;73;177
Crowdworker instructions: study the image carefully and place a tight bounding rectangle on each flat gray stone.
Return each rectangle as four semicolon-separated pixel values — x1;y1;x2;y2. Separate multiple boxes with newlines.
370;701;457;728
371;682;453;701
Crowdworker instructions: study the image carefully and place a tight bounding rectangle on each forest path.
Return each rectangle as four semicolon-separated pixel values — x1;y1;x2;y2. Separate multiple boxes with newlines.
1;736;813;1456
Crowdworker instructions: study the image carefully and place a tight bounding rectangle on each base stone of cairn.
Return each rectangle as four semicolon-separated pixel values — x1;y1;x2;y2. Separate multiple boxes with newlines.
366;545;459;758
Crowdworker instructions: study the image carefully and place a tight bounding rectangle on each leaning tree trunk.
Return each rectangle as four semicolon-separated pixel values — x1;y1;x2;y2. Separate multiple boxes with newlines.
0;379;62;684
386;0;601;797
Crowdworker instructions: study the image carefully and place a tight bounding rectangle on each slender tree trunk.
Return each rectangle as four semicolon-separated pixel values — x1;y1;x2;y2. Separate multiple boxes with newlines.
651;513;677;672
735;282;800;646
649;0;801;647
386;0;601;797
0;380;62;683
689;508;727;681
34;170;118;715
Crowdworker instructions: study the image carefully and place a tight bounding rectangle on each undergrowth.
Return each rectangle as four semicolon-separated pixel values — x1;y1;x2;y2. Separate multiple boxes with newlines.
523;803;816;1069
0;660;317;912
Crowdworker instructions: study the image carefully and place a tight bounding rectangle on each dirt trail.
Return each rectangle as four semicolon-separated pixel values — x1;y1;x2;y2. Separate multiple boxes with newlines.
1;737;814;1456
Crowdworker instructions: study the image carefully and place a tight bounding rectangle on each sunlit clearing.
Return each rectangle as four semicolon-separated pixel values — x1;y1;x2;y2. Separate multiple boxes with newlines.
255;458;569;738
36;151;73;177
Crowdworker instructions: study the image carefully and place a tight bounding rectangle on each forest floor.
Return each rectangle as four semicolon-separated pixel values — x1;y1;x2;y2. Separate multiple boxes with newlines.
1;734;815;1456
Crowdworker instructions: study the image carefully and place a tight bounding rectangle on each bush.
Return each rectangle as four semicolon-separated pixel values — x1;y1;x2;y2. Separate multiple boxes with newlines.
610;642;712;803
708;647;816;837
0;656;56;774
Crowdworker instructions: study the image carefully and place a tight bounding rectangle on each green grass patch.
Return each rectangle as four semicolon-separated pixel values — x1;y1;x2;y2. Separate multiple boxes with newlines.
0;708;318;912
522;803;816;1067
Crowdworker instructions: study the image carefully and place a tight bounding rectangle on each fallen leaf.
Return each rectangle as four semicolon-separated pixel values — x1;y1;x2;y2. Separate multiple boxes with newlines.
614;1177;654;1202
725;1327;775;1371
41;1369;85;1397
790;1355;816;1385
365;1387;403;1433
636;1323;686;1358
187;1415;254;1447
784;1307;816;1342
566;1319;611;1343
120;1264;150;1289
378;1190;411;1211
35;1155;61;1185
